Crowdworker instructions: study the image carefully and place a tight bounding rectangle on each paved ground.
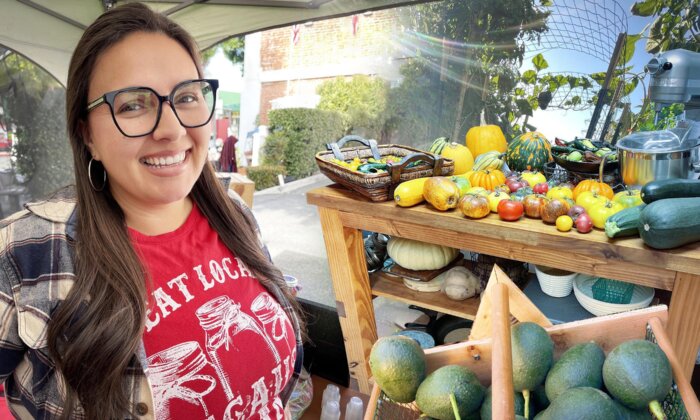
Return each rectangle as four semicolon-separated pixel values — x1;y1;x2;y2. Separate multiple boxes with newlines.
252;174;426;337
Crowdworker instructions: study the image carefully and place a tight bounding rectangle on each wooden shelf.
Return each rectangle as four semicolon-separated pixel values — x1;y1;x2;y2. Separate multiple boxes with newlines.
370;271;481;320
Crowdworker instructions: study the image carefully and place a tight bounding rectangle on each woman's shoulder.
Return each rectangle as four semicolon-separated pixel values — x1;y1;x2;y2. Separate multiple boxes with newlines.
0;187;77;243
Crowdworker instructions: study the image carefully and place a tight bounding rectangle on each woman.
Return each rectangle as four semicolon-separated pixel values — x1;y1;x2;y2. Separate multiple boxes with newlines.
0;3;303;419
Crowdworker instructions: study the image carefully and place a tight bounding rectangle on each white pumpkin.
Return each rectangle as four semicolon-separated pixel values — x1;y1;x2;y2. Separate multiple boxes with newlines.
441;266;481;301
386;237;460;271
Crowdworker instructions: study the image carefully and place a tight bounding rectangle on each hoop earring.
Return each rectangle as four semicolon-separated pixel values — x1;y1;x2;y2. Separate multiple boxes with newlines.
88;158;107;192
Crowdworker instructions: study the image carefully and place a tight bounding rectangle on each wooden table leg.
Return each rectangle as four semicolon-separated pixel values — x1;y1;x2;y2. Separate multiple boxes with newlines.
668;272;700;379
318;208;377;394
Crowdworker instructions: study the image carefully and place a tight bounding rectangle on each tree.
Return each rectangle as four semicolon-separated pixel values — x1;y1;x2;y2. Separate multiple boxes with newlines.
631;0;700;53
388;0;551;147
316;75;390;140
202;37;245;72
0;53;73;200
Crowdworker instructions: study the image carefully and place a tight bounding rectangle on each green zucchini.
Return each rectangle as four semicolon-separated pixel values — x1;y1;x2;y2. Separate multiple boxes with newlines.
604;204;646;238
638;198;700;249
641;178;700;204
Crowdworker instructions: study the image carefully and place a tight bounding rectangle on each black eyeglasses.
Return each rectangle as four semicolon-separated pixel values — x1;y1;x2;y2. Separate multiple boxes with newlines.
86;79;219;138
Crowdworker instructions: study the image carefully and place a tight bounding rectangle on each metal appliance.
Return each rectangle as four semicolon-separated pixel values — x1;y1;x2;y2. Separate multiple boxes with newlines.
617;49;700;186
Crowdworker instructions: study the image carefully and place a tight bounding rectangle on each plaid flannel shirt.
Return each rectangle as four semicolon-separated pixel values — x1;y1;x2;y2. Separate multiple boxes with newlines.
0;190;303;419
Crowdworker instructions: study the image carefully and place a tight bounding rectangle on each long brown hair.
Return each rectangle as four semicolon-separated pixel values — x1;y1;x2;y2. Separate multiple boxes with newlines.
50;3;302;418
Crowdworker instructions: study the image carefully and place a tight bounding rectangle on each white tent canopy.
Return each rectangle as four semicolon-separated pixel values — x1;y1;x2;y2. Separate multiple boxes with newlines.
0;0;431;86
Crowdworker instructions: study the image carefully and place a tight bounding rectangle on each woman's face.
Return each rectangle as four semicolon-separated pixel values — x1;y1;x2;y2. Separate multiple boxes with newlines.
86;31;211;212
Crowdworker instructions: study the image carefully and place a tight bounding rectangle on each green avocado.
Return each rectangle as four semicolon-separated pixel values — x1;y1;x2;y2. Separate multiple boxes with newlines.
603;340;672;416
545;342;606;402
415;365;485;420
533;387;618;420
613;399;652;420
369;335;426;403
511;322;554;418
479;386;526;419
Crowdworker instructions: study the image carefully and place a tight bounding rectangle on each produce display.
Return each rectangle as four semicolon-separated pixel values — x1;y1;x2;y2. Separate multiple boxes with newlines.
386;237;460;271
383;133;700;249
369;323;674;420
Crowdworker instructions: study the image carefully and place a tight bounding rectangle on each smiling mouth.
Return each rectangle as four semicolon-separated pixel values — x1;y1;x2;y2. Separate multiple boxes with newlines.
141;150;188;168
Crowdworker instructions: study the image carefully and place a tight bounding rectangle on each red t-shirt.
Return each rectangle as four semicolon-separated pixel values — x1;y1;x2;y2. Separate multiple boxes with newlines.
130;205;295;420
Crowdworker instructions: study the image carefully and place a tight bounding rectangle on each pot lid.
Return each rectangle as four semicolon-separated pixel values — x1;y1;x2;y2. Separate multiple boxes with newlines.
617;126;697;152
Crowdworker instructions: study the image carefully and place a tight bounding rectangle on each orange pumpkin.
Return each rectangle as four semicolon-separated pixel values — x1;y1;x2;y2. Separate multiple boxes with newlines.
468;169;507;191
572;179;614;201
465;125;507;158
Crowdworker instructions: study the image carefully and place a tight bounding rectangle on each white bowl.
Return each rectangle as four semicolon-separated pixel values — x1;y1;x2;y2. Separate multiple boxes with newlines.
573;275;654;316
535;265;578;298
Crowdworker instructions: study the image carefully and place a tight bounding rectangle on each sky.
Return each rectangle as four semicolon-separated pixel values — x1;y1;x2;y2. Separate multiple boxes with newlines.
525;0;656;140
204;0;663;142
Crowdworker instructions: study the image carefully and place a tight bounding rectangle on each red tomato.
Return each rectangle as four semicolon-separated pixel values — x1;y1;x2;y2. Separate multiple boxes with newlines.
533;182;549;194
497;199;524;221
575;213;593;233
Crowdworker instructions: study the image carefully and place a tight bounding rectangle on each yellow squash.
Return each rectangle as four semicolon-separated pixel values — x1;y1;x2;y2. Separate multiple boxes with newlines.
394;177;429;207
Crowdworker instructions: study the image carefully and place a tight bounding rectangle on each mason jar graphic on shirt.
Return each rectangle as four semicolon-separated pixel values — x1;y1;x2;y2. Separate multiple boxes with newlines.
196;295;280;400
146;341;217;420
251;292;293;353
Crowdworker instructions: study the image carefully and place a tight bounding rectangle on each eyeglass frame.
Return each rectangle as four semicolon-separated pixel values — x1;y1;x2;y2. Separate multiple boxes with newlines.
86;78;219;138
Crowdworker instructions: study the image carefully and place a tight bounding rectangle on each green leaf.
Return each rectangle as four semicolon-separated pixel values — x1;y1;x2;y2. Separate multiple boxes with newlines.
516;99;533;116
571;96;581;106
619;33;642;65
532;53;549;72
568;76;580;89
590;72;607;85
631;0;659;17
522;69;538;84
540;0;553;6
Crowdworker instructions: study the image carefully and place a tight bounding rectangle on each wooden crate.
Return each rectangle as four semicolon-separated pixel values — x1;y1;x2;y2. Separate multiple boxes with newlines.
364;266;700;420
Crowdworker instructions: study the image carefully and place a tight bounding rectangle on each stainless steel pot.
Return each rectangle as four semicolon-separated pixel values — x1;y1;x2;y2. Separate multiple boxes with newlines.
617;129;700;187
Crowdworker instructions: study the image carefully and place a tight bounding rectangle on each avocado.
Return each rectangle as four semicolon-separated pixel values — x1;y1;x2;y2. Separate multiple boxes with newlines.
511;322;554;418
368;335;426;403
415;365;485;420
613;399;652;420
545;342;606;402
534;387;618;420
479;386;525;419
602;340;672;417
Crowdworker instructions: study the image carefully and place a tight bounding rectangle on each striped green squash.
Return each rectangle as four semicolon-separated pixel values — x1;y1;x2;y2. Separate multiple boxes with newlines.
428;137;450;154
505;132;552;172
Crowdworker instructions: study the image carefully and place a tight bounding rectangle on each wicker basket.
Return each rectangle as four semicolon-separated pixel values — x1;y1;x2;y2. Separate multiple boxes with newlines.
315;135;454;202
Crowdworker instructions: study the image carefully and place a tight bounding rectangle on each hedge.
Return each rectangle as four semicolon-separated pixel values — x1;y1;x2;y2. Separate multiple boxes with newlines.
263;108;344;178
247;165;286;191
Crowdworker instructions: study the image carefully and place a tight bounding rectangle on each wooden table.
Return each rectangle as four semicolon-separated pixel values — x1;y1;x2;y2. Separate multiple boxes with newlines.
306;184;700;394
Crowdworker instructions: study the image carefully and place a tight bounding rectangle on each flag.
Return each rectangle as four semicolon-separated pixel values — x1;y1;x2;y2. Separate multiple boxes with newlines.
291;24;301;45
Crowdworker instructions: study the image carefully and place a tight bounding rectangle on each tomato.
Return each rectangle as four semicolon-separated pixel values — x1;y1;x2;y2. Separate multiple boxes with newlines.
613;189;643;208
520;171;547;187
575;191;608;212
522;194;547;218
556;215;574;232
505;177;529;192
541;198;571;224
487;190;510;213
497;199;524;221
567;205;587;221
588;200;625;229
466;186;490;197
533;182;549;194
494;184;512;194
459;194;490;219
575;213;593;233
546;186;574;201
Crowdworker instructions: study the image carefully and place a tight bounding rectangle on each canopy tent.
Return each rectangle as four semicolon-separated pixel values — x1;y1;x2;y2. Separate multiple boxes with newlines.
0;0;433;86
